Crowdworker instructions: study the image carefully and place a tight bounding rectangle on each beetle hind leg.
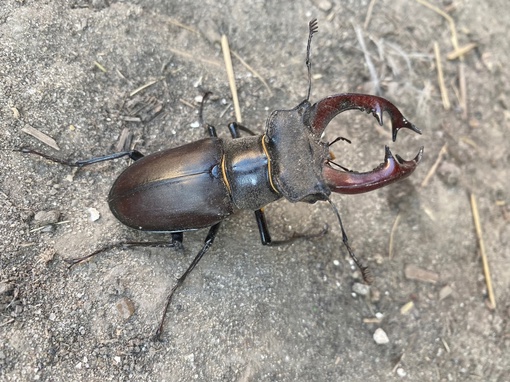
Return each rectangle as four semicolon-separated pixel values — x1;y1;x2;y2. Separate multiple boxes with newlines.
154;223;221;341
15;148;144;167
65;239;179;268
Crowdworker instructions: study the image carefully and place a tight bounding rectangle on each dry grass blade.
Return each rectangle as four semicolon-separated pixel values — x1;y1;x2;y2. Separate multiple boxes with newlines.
93;61;107;73
470;193;496;310
165;17;199;35
447;43;477;60
434;42;450;110
416;0;459;51
364;0;378;30
416;0;467;117
130;78;162;97
221;35;242;123
167;47;222;68
231;50;273;96
388;213;401;259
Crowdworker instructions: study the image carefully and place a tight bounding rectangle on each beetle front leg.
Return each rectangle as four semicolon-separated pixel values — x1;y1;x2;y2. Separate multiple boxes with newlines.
254;209;327;246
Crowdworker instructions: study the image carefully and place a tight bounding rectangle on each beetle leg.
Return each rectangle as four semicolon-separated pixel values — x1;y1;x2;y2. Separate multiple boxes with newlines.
154;223;221;341
228;122;258;138
307;93;423;194
65;240;177;268
15;148;144;167
254;209;328;246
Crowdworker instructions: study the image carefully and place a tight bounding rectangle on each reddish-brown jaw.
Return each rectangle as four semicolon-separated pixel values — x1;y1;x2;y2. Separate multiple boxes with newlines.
308;93;423;194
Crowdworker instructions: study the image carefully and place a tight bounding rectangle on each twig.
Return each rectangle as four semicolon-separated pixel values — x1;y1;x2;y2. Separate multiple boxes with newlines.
470;193;496;310
434;42;450;110
421;143;447;188
221;35;242;123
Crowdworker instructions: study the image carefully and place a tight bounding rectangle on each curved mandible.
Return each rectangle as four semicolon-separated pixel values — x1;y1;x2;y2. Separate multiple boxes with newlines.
308;93;421;140
307;93;423;194
323;146;424;194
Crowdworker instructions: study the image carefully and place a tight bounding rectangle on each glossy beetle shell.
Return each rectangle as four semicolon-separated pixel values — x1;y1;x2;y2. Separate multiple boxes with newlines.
108;138;233;232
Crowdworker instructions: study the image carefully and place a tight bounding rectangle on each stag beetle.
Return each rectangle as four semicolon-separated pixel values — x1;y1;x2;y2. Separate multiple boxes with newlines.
17;19;423;339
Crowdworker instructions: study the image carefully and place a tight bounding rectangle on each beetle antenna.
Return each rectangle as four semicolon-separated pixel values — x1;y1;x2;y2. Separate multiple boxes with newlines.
305;18;318;102
327;198;373;284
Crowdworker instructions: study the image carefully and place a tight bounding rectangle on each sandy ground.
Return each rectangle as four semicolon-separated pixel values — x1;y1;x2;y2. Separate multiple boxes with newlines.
1;0;509;381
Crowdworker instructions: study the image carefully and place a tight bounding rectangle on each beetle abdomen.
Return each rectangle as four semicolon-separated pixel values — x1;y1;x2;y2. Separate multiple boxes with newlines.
108;138;234;232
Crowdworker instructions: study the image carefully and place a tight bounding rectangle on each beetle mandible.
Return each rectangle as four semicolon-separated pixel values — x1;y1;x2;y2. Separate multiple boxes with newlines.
18;19;423;339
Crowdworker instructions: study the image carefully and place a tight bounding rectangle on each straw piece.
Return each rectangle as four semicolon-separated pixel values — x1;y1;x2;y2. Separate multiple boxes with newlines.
470;193;496;310
416;0;468;117
388;213;401;259
221;35;242;123
21;125;60;151
447;43;477;60
93;61;107;73
421;143;447;188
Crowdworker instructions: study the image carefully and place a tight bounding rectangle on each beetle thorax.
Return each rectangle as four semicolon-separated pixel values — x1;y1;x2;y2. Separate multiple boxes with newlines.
264;100;331;203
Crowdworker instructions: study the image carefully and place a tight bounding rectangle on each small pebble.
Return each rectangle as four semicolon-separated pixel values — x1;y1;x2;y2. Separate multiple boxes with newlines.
352;282;370;296
311;0;333;12
88;207;100;222
373;328;390;345
439;285;453;300
33;210;60;227
396;367;407;377
0;282;14;295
